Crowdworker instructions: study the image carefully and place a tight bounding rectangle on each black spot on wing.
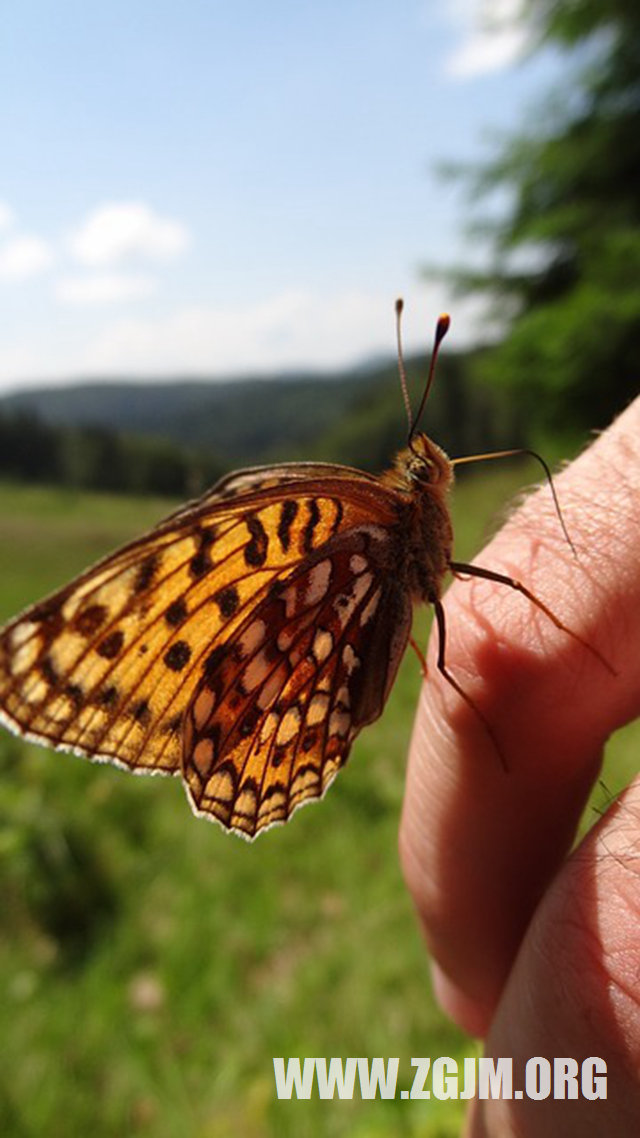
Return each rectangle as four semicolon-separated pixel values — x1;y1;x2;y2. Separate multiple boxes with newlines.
163;640;192;672
165;598;188;626
271;745;287;769
277;500;299;552
204;644;226;676
132;699;151;725
41;655;59;686
194;524;217;548
302;498;321;553
97;684;119;707
244;513;268;567
239;704;261;738
189;549;211;578
97;629;125;659
74;603;108;637
188;524;218;577
214;586;239;620
329;496;344;535
134;554;160;593
64;682;84;707
29;598;62;626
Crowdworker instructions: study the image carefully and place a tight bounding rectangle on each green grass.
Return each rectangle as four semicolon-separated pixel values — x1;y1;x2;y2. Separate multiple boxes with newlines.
0;469;636;1138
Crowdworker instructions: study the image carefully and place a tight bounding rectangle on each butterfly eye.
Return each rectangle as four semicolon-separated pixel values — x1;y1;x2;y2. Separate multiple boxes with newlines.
406;433;452;489
409;454;437;485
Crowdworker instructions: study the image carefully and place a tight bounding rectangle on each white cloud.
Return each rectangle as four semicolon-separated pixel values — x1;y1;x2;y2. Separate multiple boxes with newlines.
0;235;54;280
55;272;157;306
0;285;496;388
0;202;14;231
69;202;190;266
443;0;528;79
447;27;526;77
78;286;490;378
80;291;388;375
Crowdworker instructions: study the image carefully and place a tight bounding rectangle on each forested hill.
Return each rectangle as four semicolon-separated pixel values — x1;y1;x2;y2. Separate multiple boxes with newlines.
0;368;373;467
0;350;525;499
0;349;520;472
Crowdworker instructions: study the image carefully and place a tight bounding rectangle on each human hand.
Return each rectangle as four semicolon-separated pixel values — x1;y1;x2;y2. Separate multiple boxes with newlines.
399;396;640;1135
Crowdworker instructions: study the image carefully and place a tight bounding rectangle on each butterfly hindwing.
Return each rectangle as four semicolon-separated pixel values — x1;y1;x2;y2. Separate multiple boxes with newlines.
183;526;412;837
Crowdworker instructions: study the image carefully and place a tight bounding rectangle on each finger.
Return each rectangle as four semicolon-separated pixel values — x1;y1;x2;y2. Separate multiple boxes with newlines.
399;396;640;1036
465;775;640;1137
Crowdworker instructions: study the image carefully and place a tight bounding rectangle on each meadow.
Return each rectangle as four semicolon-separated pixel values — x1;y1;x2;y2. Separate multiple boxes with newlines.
0;467;637;1138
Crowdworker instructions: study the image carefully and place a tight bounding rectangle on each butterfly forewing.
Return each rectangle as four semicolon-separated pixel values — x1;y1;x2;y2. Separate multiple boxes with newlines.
0;465;407;833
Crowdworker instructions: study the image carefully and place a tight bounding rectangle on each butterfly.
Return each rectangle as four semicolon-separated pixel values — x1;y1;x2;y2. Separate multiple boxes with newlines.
0;305;603;839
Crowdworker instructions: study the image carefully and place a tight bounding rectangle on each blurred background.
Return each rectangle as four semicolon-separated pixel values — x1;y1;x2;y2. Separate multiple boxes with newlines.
0;2;638;1135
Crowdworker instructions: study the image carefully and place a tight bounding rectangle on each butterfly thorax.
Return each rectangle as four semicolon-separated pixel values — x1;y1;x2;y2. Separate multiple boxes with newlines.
381;432;454;604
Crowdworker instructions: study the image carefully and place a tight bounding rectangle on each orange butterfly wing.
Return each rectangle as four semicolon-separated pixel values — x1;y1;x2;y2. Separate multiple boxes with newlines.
0;464;410;834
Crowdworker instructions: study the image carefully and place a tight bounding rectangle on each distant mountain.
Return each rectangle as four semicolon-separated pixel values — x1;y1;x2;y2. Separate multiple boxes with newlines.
0;350;523;476
0;365;387;466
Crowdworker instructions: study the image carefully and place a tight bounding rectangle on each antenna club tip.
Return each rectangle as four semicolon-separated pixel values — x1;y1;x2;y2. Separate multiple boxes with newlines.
435;313;451;345
395;297;404;315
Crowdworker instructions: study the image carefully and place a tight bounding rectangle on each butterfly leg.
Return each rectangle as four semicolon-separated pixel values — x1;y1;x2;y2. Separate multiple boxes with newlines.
409;636;427;677
449;561;614;675
433;598;508;771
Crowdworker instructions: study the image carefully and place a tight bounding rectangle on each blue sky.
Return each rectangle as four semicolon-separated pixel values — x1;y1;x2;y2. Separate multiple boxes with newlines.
0;1;558;389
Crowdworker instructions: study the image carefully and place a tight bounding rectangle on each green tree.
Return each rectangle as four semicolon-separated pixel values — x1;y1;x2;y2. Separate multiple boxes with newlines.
437;0;640;437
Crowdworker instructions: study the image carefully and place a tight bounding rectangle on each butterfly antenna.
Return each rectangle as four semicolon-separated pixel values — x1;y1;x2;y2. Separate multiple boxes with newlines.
395;299;413;436
409;311;450;445
452;447;578;558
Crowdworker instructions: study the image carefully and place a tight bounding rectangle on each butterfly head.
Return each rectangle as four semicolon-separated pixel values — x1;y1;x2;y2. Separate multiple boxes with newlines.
384;431;453;495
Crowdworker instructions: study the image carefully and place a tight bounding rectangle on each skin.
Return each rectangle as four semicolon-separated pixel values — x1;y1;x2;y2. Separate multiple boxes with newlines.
399;395;640;1136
